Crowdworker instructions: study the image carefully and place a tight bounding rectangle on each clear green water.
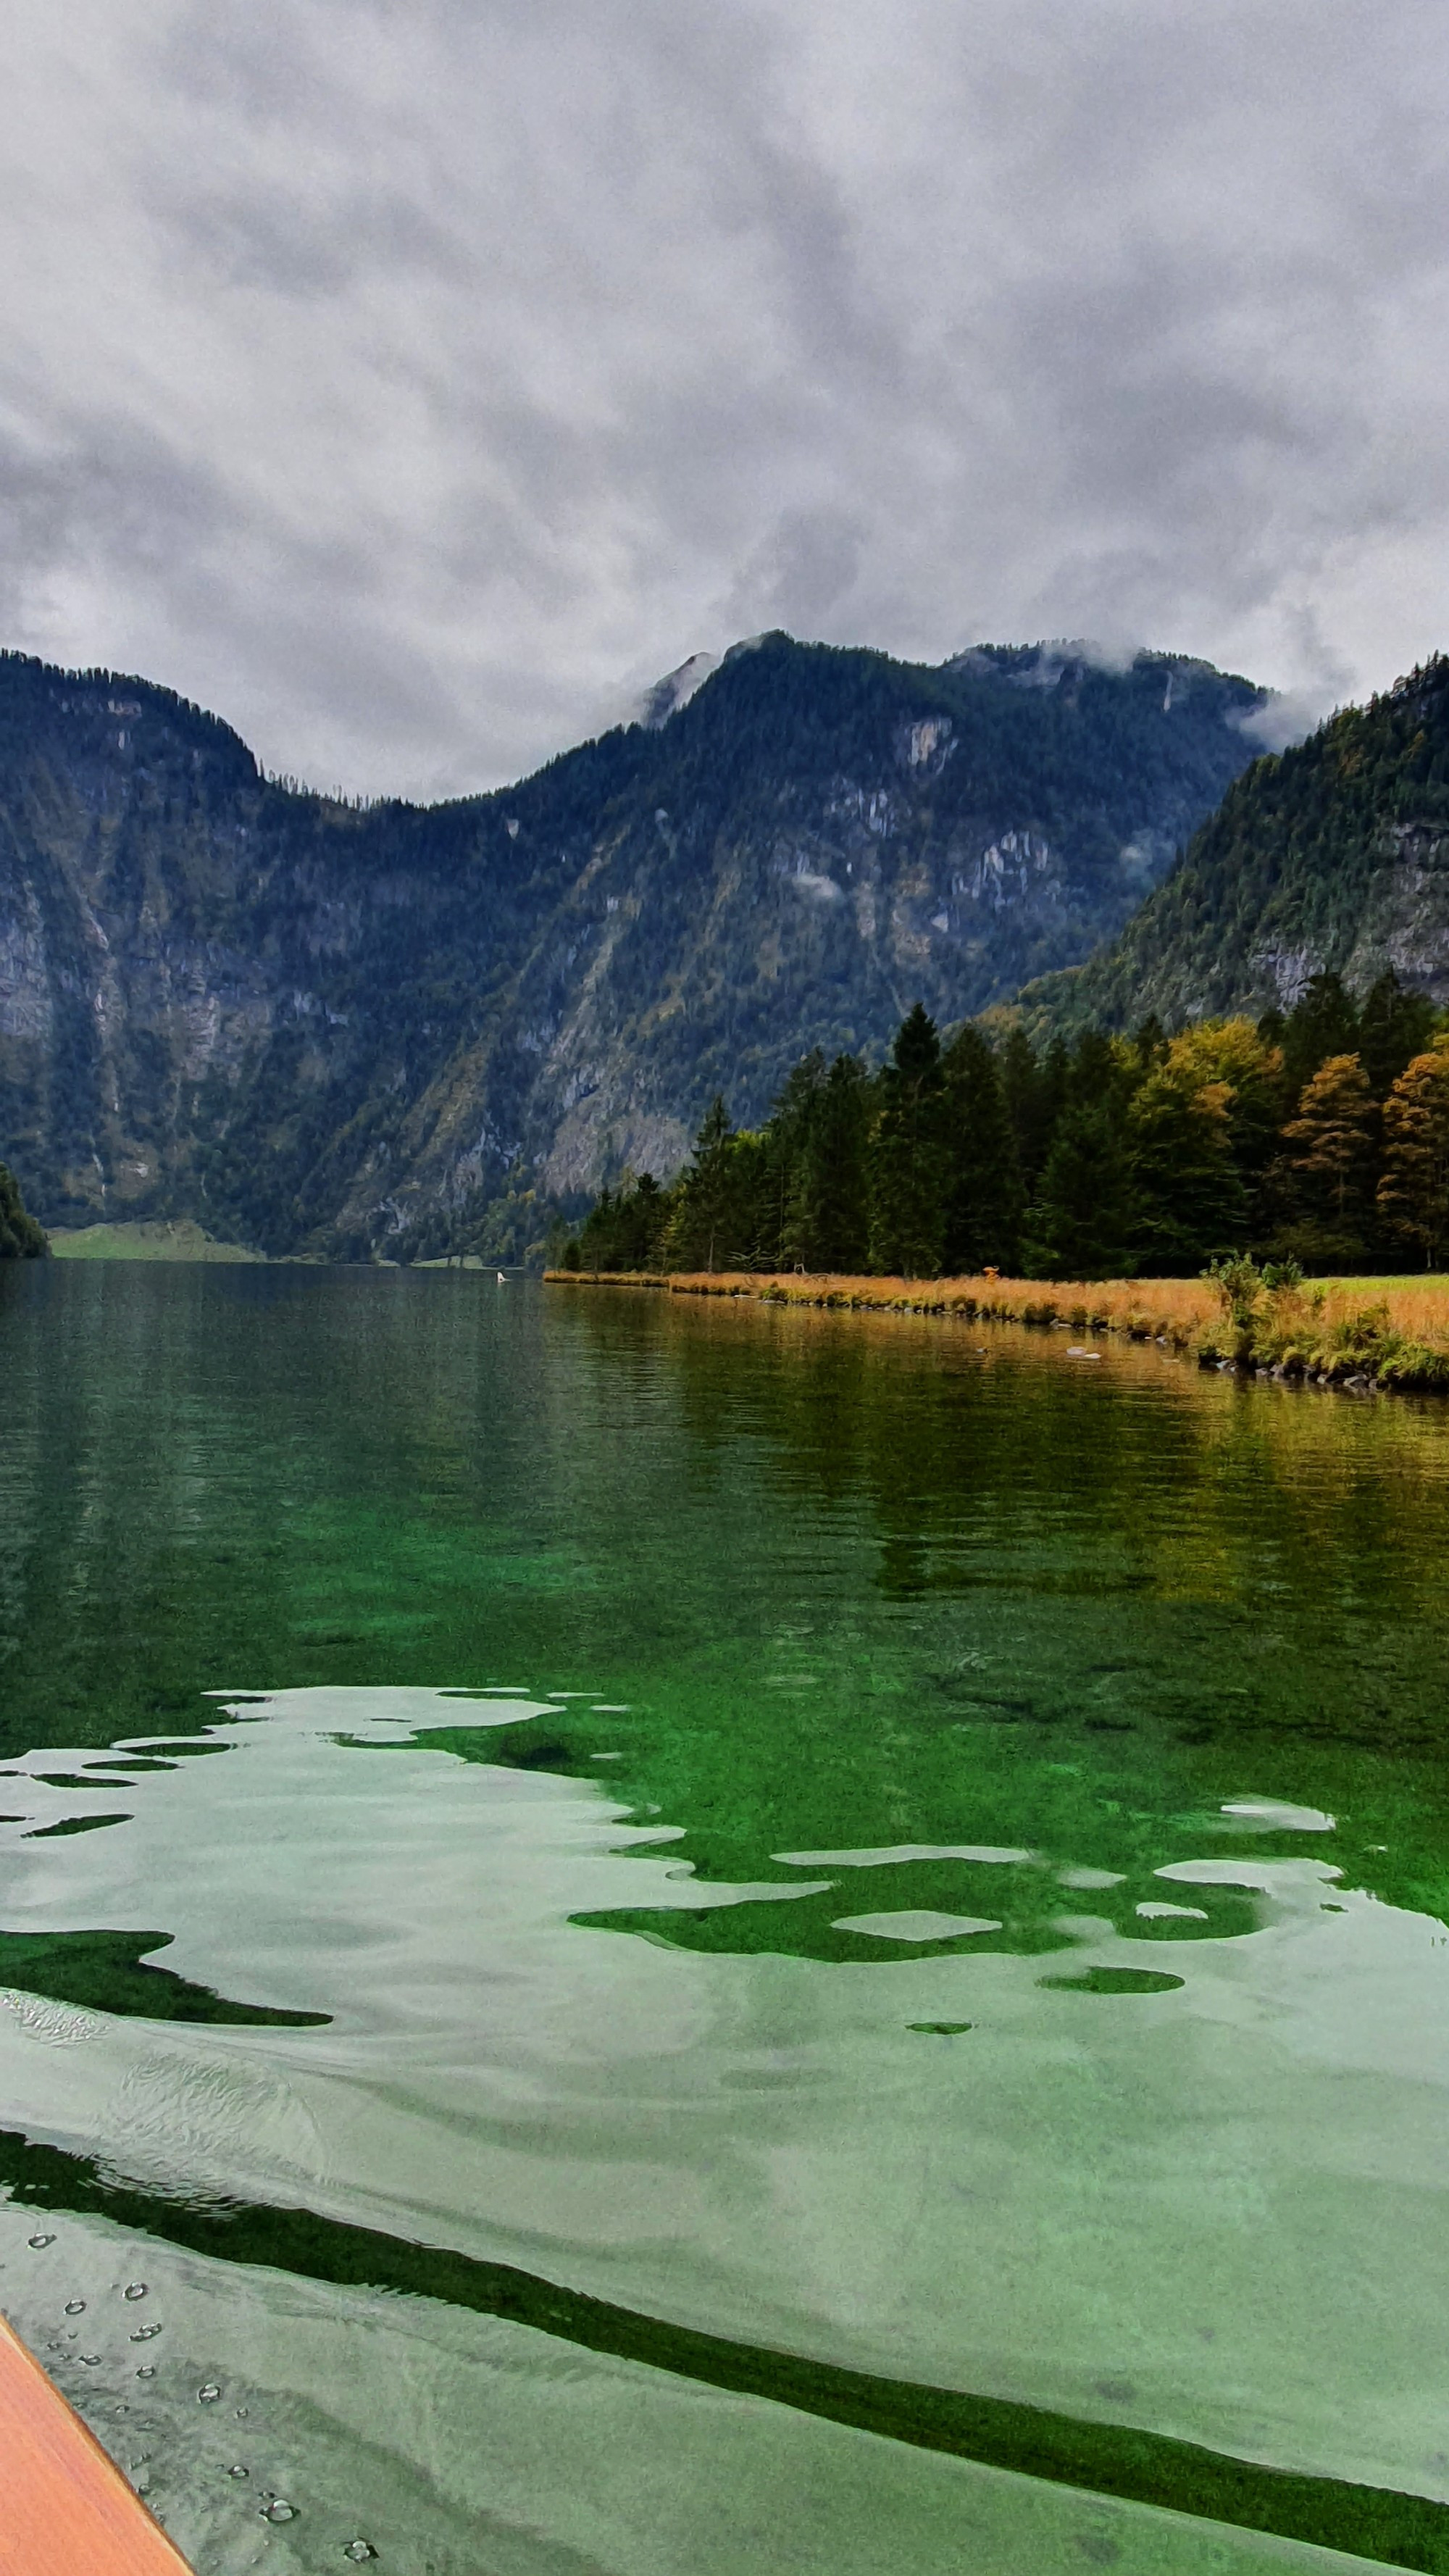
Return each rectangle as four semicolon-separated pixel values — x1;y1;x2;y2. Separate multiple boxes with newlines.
4;1267;1449;2572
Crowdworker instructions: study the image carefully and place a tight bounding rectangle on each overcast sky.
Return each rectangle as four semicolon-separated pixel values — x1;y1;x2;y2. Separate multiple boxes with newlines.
2;1;1447;799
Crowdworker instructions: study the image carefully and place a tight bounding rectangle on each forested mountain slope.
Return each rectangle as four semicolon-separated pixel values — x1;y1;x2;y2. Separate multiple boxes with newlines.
0;635;1263;1257
1022;658;1449;1035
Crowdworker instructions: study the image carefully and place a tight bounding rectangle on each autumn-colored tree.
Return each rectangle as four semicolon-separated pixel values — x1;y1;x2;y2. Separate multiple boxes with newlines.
1129;1060;1246;1272
1131;1019;1284;1257
1280;1053;1377;1248
1378;1041;1449;1266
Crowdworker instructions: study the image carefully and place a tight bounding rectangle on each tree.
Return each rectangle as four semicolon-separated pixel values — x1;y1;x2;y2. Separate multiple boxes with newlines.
1281;972;1360;1102
1160;1017;1287;1243
663;1099;767;1272
1024;1101;1138;1280
1378;1041;1449;1266
940;1025;1024;1273
785;1053;871;1271
998;1025;1065;1193
1129;1058;1247;1273
1358;970;1438;1099
575;1172;673;1272
1279;1052;1377;1251
868;1004;949;1277
0;1160;48;1258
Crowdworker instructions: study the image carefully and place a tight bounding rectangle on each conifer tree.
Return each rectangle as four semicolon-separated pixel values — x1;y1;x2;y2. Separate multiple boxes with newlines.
1378;1041;1449;1266
868;1004;948;1277
1000;1025;1066;1191
785;1053;870;1271
1358;970;1437;1099
1023;1101;1137;1280
940;1025;1024;1272
1281;972;1360;1101
759;1051;827;1268
665;1097;743;1271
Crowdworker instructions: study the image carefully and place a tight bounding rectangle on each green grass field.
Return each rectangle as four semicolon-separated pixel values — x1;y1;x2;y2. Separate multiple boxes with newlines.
47;1219;264;1263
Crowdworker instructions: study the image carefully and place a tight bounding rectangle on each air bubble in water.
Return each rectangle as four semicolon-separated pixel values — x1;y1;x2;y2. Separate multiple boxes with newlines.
28;2233;54;2249
124;2282;146;2301
64;2299;85;2315
130;2322;161;2341
135;2366;156;2380
343;2544;378;2563
197;2383;222;2404
259;2499;296;2522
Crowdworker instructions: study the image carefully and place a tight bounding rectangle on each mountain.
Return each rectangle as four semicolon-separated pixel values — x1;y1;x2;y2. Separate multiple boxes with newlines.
1020;656;1449;1036
0;633;1265;1259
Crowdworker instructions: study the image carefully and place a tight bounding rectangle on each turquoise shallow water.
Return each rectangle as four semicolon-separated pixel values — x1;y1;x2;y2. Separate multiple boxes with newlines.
4;1266;1449;2570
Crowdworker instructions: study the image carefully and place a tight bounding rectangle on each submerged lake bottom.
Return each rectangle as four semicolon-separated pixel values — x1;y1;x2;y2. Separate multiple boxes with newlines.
4;1266;1449;2572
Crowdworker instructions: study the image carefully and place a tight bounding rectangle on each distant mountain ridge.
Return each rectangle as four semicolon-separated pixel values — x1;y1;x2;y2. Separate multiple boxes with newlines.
1021;656;1449;1035
0;633;1265;1259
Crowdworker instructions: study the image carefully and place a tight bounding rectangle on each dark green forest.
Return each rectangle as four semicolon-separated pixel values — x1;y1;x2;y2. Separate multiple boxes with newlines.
567;969;1449;1281
0;1159;48;1259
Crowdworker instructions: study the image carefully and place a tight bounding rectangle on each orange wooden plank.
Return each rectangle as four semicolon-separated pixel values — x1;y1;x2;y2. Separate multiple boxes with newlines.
0;2309;193;2575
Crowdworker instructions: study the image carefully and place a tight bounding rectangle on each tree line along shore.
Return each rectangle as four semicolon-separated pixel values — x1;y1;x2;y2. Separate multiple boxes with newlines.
552;967;1449;1390
559;970;1449;1286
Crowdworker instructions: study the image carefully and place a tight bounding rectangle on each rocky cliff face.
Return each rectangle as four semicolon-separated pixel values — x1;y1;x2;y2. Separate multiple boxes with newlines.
1021;656;1449;1038
0;635;1264;1256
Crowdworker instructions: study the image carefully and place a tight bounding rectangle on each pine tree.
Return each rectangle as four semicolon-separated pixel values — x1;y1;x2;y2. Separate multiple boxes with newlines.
940;1025;1024;1272
785;1053;870;1271
1378;1041;1449;1265
1280;1052;1378;1251
1023;1101;1137;1280
1000;1025;1066;1191
1281;972;1360;1101
868;1004;948;1277
1358;970;1438;1099
665;1098;744;1271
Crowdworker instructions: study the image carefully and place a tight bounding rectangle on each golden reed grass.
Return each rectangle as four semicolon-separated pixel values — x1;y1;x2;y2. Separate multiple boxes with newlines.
544;1267;1449;1364
546;1268;1217;1342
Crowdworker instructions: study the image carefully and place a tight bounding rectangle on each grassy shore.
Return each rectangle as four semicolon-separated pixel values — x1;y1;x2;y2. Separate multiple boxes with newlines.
48;1219;264;1262
545;1267;1449;1391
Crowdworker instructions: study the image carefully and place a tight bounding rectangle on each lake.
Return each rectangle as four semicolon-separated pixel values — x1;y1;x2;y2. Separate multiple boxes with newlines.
3;1263;1449;2574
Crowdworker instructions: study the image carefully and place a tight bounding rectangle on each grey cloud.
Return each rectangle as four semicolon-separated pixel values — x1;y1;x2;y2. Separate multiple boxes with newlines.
0;0;1447;797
